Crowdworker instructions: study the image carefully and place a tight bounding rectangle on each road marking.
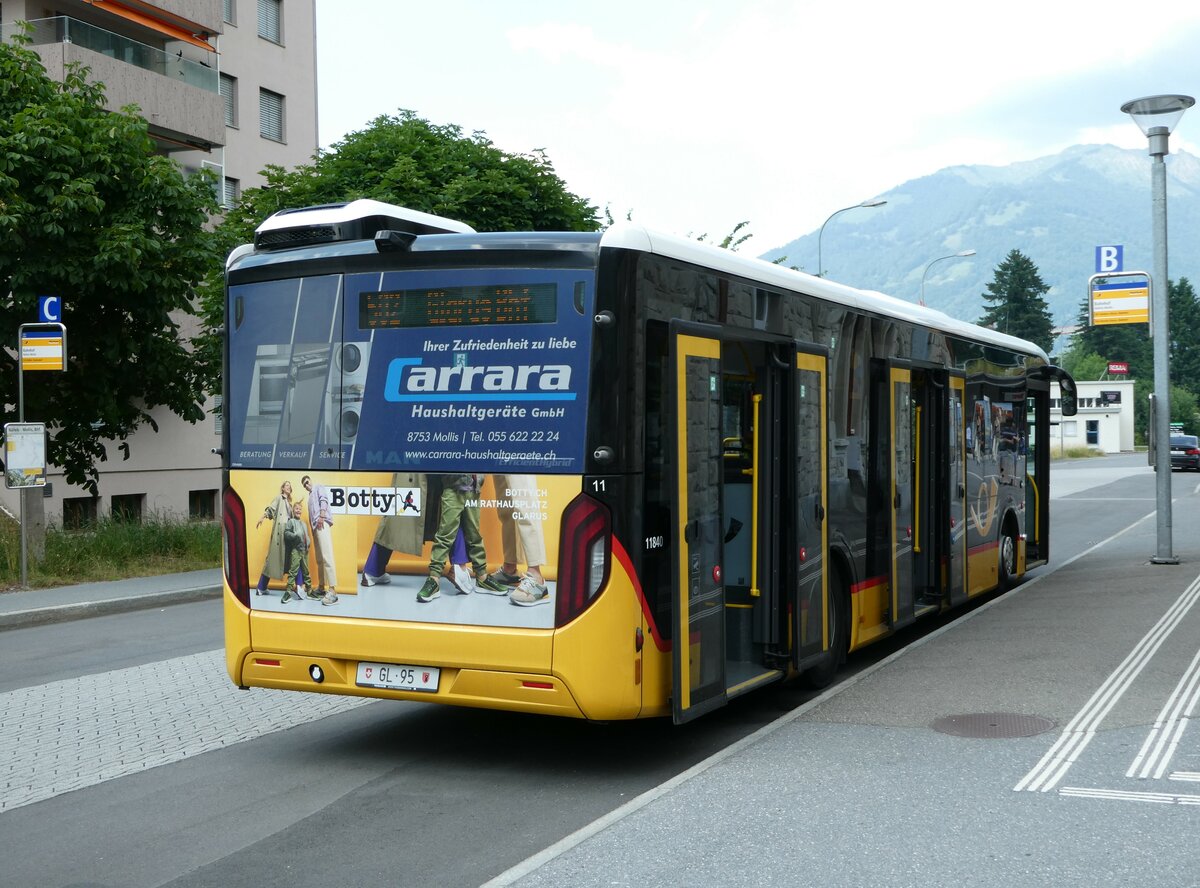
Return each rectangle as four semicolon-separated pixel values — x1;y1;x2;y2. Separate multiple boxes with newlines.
1059;786;1200;806
1056;497;1156;501
0;649;371;813
1015;573;1200;793
1127;648;1200;779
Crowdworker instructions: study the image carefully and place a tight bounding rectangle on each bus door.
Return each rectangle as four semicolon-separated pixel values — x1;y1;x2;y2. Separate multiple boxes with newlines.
1024;374;1052;567
886;362;916;626
1024;365;1076;567
890;365;962;623
792;350;830;672
947;373;968;604
668;322;798;724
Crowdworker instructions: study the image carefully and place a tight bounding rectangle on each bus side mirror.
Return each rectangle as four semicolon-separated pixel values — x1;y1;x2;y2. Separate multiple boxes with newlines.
1060;389;1077;417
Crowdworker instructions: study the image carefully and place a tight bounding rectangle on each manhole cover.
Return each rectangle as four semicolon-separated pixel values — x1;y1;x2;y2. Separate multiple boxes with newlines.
931;712;1056;739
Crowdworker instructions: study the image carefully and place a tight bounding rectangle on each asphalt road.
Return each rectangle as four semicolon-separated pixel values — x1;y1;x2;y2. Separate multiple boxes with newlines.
0;452;1175;888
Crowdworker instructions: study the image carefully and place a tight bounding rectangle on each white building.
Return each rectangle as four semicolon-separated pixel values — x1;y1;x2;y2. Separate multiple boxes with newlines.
1050;378;1135;454
1;0;317;525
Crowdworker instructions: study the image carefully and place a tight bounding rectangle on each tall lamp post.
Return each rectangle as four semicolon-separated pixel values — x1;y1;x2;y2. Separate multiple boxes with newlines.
816;198;887;277
920;249;976;305
1121;93;1193;565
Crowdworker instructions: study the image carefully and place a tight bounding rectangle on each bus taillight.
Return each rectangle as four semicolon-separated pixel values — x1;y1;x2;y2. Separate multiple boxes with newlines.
222;487;250;607
555;493;612;627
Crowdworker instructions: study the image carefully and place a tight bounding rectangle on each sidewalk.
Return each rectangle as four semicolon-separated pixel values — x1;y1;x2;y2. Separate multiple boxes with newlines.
0;568;222;630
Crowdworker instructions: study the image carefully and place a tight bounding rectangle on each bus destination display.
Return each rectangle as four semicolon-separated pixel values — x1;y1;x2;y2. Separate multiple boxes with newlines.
360;283;557;328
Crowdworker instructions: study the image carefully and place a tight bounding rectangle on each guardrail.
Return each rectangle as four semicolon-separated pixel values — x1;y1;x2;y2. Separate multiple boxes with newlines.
2;17;217;94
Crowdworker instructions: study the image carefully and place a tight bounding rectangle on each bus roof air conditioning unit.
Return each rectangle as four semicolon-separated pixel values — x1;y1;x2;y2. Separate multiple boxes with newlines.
254;199;475;251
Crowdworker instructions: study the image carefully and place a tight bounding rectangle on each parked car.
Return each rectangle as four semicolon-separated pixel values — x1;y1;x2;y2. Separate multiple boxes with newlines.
1170;434;1200;471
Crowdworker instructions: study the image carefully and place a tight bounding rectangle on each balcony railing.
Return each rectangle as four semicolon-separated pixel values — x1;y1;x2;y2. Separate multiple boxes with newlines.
2;16;217;94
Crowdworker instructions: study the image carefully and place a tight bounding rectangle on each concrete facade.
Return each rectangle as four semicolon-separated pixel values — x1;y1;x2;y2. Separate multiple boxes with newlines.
1;0;318;525
1050;378;1136;454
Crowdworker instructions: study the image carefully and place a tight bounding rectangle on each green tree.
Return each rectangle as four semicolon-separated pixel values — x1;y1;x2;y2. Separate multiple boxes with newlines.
1134;379;1198;442
0;36;221;492
978;249;1055;354
1058;344;1108;381
196;110;599;390
1169;277;1200;393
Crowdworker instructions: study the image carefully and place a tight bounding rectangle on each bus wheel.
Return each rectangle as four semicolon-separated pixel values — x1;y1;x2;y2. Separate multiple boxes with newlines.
998;524;1017;591
804;563;847;689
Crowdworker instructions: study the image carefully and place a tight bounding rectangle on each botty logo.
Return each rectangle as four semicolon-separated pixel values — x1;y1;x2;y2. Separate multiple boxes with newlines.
383;357;575;402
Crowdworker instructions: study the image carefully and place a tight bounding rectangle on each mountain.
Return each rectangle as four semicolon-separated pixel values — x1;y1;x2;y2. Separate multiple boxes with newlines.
760;144;1200;350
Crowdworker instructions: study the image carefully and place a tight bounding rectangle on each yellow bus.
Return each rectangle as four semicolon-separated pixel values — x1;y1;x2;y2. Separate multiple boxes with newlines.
221;200;1077;723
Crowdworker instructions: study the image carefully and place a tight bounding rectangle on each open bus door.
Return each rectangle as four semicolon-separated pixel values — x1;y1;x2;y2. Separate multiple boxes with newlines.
876;362;966;626
1025;365;1077;566
947;372;968;604
667;322;817;723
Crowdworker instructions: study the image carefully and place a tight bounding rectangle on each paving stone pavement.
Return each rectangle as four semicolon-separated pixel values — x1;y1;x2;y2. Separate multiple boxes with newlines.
0;649;371;812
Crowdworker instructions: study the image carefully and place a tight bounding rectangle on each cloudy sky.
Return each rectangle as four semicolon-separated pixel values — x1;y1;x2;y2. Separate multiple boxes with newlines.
315;0;1200;253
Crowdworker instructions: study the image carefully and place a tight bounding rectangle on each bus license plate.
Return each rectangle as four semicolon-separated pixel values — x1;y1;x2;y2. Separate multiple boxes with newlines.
356;661;440;693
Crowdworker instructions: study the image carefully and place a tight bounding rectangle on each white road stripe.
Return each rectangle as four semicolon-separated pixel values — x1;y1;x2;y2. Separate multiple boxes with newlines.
1128;652;1200;779
1015;573;1200;793
1060;786;1200;806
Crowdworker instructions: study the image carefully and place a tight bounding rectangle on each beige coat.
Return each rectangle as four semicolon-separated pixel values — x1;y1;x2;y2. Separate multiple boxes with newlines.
259;493;292;578
373;472;428;555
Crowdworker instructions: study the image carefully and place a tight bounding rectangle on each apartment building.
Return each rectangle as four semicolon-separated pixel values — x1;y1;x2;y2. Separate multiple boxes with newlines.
1;0;317;525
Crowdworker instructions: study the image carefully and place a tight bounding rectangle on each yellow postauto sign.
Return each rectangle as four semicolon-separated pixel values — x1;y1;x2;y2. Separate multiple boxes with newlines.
1091;279;1150;326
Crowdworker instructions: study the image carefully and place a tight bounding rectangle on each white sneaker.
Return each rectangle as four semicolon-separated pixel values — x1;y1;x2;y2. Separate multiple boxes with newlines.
509;575;550;607
451;564;477;595
361;572;391;587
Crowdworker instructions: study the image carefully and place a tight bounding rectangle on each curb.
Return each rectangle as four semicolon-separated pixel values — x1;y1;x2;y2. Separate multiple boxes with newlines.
0;585;223;631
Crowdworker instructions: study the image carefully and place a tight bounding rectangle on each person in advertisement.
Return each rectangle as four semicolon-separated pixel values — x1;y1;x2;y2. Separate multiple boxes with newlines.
418;473;505;603
361;472;427;586
300;474;339;606
281;502;310;603
489;473;550;607
253;480;303;595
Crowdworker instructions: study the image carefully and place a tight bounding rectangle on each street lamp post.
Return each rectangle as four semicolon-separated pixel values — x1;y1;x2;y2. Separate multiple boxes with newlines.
816;199;886;277
920;249;976;305
1121;93;1194;565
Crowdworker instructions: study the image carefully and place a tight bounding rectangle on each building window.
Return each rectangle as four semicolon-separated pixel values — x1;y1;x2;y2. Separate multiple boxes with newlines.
62;496;98;530
224;0;236;24
259;88;285;141
223;177;240;208
1086;420;1100;446
189;489;218;520
257;0;281;43
219;73;238;127
111;493;144;523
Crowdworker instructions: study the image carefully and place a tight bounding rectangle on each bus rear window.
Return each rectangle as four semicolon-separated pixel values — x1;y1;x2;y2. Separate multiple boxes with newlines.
226;267;594;474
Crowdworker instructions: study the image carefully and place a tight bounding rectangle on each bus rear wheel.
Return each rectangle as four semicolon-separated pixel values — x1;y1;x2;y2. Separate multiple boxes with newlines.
998;525;1017;591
